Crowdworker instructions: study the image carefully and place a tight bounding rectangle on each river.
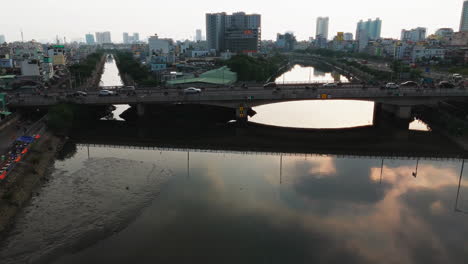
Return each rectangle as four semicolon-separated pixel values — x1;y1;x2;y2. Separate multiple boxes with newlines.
99;55;129;121
252;64;429;131
0;62;464;264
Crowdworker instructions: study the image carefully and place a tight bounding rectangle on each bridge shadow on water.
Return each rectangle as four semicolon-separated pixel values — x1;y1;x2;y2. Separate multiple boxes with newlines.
63;116;467;161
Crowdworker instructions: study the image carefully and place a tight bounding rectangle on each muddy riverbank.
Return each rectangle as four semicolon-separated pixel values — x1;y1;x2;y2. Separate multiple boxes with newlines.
0;131;66;236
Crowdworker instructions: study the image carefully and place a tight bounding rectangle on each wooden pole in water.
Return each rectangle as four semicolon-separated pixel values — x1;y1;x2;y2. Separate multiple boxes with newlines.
455;159;465;212
380;159;384;184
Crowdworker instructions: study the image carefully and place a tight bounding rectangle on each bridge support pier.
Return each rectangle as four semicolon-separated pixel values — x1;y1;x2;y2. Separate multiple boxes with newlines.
373;103;412;131
235;104;249;123
137;103;146;117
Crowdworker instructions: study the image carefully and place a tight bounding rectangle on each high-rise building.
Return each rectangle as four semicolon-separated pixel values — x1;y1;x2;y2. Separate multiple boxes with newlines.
206;12;227;52
344;33;354;41
357;29;369;52
276;32;297;51
0;35;5;44
85;34;95;45
133;33;140;43
316;17;329;39
95;31;112;44
356;18;382;40
123;32;130;44
401;27;426;42
196;29;202;42
206;12;261;53
461;0;468;32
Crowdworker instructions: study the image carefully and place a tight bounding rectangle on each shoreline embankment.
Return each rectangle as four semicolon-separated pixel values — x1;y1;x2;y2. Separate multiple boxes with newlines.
0;131;66;236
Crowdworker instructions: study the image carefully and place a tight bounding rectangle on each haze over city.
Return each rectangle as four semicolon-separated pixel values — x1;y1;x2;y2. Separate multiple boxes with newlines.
1;0;464;42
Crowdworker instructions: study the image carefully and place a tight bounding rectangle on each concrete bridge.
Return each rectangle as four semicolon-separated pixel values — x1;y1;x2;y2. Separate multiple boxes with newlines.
7;84;468;125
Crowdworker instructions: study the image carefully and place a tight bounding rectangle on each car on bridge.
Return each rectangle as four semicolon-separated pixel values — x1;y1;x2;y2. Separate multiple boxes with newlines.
263;82;277;88
323;83;338;88
99;90;116;96
438;81;456;89
400;81;419;88
183;87;202;94
72;91;87;97
385;83;399;89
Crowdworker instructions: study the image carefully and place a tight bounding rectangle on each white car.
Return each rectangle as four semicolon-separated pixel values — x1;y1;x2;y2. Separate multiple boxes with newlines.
99;89;115;96
385;83;399;89
184;87;202;94
323;83;337;87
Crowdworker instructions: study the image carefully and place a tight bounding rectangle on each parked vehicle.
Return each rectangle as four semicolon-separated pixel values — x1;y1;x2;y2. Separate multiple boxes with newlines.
183;87;202;94
400;81;419;87
323;83;338;87
263;82;277;88
99;89;116;96
438;81;455;89
385;83;399;89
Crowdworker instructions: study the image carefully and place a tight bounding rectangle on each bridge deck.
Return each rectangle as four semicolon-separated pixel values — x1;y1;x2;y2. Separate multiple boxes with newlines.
8;86;468;107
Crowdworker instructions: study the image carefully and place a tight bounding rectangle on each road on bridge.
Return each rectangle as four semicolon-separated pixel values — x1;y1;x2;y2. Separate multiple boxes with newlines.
6;84;468;108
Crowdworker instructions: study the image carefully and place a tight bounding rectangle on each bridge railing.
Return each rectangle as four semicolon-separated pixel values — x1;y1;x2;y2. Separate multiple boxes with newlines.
77;143;466;161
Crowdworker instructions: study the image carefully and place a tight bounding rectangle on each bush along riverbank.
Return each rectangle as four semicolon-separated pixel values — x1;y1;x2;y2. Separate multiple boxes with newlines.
69;51;106;89
0;130;67;235
113;51;160;86
219;54;288;83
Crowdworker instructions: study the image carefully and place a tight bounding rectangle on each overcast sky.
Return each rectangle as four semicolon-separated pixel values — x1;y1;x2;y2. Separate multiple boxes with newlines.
1;0;465;43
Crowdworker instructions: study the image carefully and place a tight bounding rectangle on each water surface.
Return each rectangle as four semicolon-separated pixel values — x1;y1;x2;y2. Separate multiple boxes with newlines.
1;145;465;264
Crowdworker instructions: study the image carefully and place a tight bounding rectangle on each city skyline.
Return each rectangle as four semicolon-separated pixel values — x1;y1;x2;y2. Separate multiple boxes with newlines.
0;0;465;43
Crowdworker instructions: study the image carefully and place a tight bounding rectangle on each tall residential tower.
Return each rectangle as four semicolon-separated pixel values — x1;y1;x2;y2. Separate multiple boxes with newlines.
95;32;112;44
85;34;95;45
206;12;261;53
461;0;468;32
356;18;382;40
196;29;202;42
316;17;329;39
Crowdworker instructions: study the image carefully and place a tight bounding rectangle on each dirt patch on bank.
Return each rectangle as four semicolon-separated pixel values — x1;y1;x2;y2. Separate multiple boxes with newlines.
0;132;65;235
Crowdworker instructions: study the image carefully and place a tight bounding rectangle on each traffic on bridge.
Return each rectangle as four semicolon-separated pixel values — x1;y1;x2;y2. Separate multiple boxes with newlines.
6;83;468;108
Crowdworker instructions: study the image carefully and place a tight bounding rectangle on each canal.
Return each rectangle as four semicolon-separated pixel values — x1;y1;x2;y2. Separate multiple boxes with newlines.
252;64;429;131
0;63;464;264
100;55;129;121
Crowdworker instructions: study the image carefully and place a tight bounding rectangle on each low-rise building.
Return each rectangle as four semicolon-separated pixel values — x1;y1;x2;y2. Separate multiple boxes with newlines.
20;60;41;76
148;34;172;55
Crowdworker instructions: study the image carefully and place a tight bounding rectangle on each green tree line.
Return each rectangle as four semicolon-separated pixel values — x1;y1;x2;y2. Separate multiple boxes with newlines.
114;51;159;86
220;54;288;82
69;51;104;79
